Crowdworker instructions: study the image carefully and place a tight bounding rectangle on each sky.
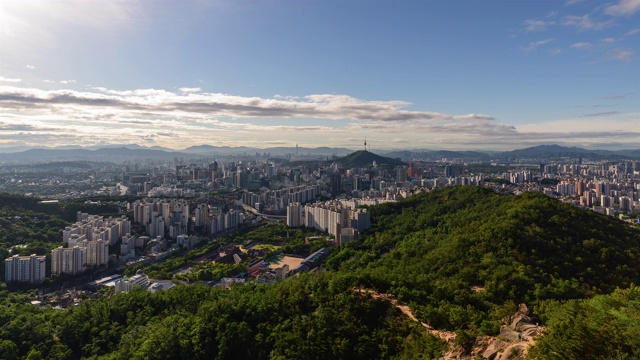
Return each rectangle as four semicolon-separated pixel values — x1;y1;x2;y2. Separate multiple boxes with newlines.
0;0;639;151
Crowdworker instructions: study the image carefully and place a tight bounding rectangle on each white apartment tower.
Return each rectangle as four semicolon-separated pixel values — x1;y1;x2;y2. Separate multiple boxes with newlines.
4;254;47;283
620;196;632;213
287;202;303;227
81;239;109;267
51;246;88;276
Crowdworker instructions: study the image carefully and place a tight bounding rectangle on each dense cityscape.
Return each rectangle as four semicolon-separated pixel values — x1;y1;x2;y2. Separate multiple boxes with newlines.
4;145;639;291
1;0;639;358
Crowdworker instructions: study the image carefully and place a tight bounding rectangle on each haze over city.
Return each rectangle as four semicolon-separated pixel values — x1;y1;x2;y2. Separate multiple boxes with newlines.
0;0;639;151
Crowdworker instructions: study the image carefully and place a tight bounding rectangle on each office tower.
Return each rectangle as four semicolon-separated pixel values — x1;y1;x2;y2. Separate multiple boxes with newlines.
397;166;408;182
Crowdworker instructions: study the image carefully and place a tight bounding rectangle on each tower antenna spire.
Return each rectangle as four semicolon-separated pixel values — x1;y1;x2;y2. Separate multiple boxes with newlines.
364;137;367;152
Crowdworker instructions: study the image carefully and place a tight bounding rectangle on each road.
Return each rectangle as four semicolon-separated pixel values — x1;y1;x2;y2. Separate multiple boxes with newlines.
242;203;286;220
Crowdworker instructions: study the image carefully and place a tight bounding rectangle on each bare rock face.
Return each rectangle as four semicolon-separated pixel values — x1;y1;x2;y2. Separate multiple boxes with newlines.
495;343;528;360
505;303;539;335
518;303;532;316
480;336;509;359
500;325;521;342
519;324;539;338
443;303;543;360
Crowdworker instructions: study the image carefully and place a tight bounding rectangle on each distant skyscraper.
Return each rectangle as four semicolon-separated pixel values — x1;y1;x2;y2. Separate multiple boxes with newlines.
444;165;462;178
408;166;420;178
330;173;342;195
396;166;407;182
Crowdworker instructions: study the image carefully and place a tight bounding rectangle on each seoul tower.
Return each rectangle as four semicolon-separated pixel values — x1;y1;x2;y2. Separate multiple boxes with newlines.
364;137;367;152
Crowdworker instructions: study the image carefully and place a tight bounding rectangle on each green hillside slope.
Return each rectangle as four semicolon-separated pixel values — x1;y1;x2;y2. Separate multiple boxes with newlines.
1;186;639;359
328;186;640;331
336;150;406;168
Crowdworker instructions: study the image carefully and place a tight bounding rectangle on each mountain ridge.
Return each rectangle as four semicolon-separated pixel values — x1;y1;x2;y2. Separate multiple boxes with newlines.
1;144;640;163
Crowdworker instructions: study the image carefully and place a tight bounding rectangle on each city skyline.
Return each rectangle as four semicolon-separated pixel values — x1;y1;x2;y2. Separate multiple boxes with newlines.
0;0;639;151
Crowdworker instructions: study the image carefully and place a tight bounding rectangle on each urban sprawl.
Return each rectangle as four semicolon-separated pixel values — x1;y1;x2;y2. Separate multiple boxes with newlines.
3;150;639;307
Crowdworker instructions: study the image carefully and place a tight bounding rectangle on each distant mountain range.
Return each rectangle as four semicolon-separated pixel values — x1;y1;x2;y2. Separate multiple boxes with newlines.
383;149;491;160
0;144;353;155
180;145;353;156
0;144;639;163
0;145;354;163
0;147;198;162
496;145;640;161
383;145;640;161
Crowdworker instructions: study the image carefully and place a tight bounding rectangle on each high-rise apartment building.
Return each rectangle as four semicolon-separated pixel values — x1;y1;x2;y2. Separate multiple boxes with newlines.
620;196;632;213
302;201;370;242
5;254;47;283
81;239;109;267
51;246;88;276
287;202;303;227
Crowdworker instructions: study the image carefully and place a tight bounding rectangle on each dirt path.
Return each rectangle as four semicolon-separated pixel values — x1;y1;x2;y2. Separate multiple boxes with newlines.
353;288;457;343
354;288;542;359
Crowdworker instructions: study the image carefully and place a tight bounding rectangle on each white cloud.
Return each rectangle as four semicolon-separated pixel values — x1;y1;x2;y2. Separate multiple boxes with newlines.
523;19;555;32
605;0;640;16
601;37;617;43
0;77;21;83
0;85;637;151
606;48;635;62
25;65;35;69
570;42;593;49
562;15;614;31
43;79;77;84
565;0;583;5
625;28;640;36
0;85;494;123
179;87;202;93
522;38;555;51
548;48;562;54
518;113;639;133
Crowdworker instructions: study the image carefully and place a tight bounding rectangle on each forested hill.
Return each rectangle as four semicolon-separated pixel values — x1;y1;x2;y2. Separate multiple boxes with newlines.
1;187;639;359
327;186;640;356
335;150;406;168
330;186;640;307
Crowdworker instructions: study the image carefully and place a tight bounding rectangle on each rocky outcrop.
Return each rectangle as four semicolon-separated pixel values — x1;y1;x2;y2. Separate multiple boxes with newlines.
442;303;543;360
353;289;543;360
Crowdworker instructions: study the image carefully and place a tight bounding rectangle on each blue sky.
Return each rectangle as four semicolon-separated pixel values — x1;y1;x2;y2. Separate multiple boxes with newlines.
0;0;638;150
